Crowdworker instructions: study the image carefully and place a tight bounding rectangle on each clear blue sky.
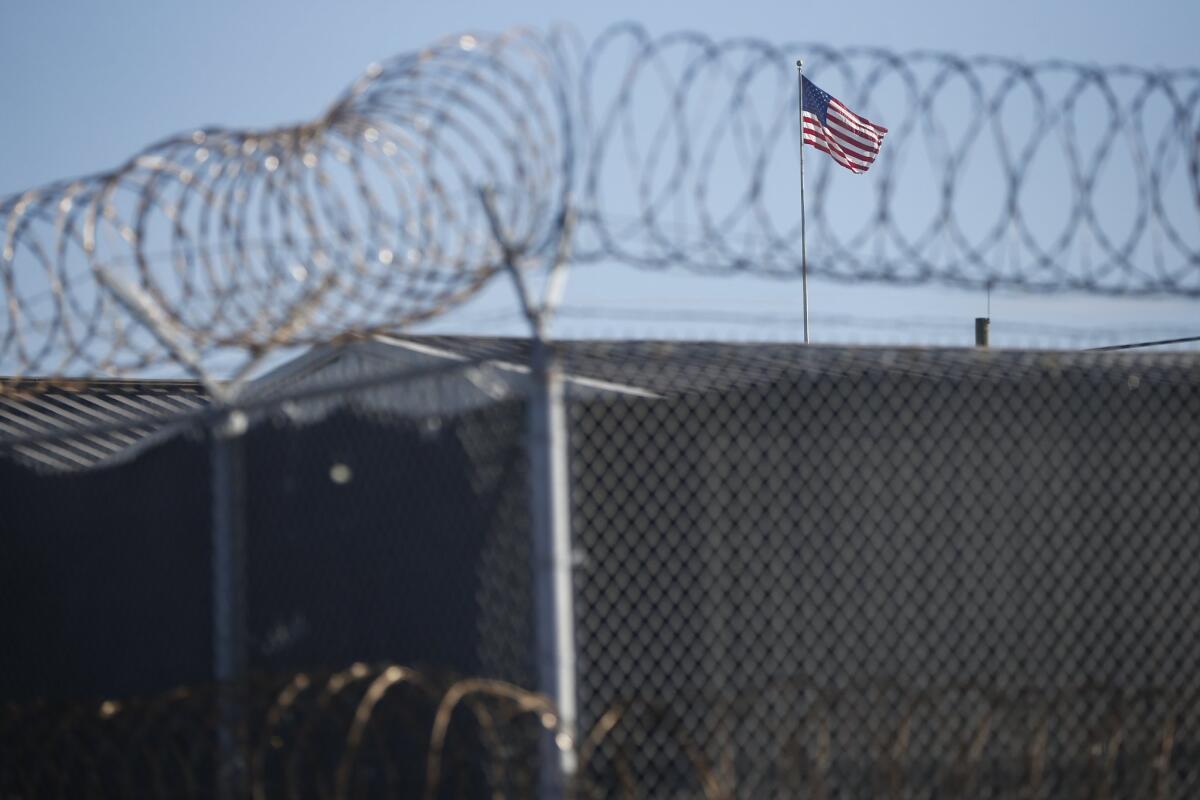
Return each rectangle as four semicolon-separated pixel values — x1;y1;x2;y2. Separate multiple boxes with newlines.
2;0;1197;351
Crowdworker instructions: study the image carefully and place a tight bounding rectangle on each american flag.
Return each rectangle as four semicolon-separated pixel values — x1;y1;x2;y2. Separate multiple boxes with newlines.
801;78;887;174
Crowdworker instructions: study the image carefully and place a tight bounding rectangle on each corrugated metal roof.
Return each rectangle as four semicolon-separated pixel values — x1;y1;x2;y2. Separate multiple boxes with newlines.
0;380;207;472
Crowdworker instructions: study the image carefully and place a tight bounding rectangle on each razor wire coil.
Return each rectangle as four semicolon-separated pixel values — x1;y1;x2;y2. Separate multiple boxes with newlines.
1;24;1198;383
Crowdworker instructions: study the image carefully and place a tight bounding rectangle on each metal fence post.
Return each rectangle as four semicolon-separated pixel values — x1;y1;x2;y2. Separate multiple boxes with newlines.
477;184;578;797
529;334;578;799
211;410;248;800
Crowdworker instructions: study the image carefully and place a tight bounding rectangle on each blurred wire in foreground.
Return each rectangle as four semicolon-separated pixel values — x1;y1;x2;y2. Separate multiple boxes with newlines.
3;663;1196;799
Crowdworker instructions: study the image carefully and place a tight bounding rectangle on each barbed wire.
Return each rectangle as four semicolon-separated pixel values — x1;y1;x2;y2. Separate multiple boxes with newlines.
3;663;1197;798
0;28;575;384
574;24;1200;293
1;24;1198;384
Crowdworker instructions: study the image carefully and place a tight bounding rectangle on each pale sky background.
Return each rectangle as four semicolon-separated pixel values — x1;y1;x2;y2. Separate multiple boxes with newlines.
1;0;1197;352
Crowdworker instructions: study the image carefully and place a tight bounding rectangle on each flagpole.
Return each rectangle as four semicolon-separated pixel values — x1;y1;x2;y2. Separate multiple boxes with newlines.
796;59;811;344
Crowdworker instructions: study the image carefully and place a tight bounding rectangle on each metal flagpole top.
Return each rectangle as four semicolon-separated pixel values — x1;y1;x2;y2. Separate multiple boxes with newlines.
796;57;810;344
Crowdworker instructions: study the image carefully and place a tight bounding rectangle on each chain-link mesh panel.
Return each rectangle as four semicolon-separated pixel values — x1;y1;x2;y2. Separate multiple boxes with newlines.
569;344;1200;798
3;339;1200;798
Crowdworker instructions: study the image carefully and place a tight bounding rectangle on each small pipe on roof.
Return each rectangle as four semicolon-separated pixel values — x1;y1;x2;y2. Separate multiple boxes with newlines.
975;318;990;348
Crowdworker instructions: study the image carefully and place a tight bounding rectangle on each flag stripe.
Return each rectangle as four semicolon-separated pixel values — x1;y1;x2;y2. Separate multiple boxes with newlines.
806;118;878;162
829;98;886;136
806;138;863;173
805;131;873;174
805;126;869;170
805;131;872;170
803;111;878;152
826;110;883;149
830;99;888;135
803;117;877;167
818;132;872;172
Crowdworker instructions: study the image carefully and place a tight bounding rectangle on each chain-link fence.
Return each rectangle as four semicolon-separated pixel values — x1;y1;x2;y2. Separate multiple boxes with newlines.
566;342;1200;798
3;337;1199;798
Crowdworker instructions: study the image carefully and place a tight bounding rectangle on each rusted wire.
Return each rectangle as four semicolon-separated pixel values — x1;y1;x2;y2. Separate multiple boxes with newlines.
4;666;1198;799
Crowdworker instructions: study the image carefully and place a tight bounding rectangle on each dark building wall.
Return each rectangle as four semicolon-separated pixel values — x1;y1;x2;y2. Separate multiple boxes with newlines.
0;434;212;700
242;401;530;681
0;400;531;702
